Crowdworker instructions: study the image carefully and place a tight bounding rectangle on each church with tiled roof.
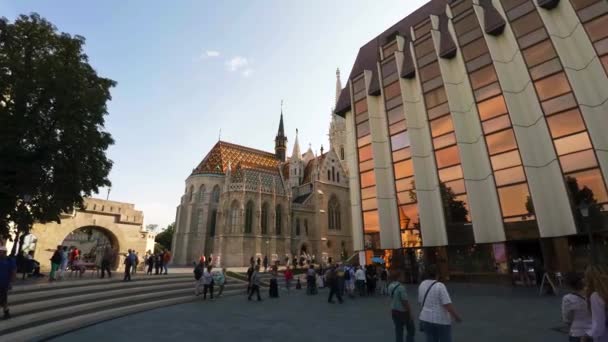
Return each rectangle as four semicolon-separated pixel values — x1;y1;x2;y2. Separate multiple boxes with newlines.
171;73;353;267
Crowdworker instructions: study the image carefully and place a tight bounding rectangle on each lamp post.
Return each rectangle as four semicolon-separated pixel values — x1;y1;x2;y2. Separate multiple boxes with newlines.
579;200;598;264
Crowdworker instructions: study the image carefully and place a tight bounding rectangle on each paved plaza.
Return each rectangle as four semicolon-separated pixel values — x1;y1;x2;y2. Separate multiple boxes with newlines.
52;283;564;342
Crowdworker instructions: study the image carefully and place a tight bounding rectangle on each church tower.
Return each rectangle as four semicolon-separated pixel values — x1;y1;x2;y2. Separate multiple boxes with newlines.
289;129;304;188
329;68;348;171
275;106;287;162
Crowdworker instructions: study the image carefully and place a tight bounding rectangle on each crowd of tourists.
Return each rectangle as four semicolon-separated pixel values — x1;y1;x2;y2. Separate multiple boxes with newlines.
193;256;226;300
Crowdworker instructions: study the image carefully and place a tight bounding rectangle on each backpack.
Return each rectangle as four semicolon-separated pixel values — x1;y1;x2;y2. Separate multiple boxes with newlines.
194;266;203;280
344;268;351;281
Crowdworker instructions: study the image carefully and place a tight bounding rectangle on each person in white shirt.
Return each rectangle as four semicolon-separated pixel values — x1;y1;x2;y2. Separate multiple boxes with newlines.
561;272;591;342
418;265;461;342
355;266;367;297
202;265;214;300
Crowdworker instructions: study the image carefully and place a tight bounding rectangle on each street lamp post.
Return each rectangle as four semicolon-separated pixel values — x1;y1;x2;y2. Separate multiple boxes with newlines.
579;201;598;264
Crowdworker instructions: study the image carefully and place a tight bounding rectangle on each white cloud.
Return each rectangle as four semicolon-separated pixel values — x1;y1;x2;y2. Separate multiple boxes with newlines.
205;50;220;57
242;68;253;77
225;56;248;71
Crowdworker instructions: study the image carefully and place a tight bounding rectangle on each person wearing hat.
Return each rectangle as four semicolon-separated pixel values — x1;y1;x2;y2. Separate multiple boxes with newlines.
0;246;17;319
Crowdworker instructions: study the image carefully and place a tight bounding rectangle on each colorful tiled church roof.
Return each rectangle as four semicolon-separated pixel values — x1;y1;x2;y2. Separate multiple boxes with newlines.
191;141;280;175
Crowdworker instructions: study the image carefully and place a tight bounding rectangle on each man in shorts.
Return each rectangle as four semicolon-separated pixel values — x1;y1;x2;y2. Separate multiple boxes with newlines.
0;246;17;319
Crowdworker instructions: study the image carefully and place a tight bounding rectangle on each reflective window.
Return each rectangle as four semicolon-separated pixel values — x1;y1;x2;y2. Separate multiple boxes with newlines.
389;120;408;135
491;150;522;171
433;133;457;149
392;148;412;162
546;109;586;138
384;81;401;99
394;159;414;179
474;83;502;102
363;210;380;232
554;132;593;156
428;102;450;120
586;14;608;42
482;114;511;134
396;177;415;192
454;12;480;35
523;40;557;67
568;168;608;203
534;72;571;100
560;149;598;173
397;192;416;205
361;198;378;211
360;170;376;188
478;96;508;120
462;38;488;61
486;130;518;155
419;62;441;81
470;65;498;89
398;204;420;228
360;159;374;172
358;144;373;161
435;146;461;168
357;121;370;138
430;115;454;137
387;106;404;124
444;179;466;195
391;131;411;151
425;87;448;108
497;183;530;217
530;58;562;80
541;93;577;115
495;166;526;186
438;165;464;182
354;99;367;114
511;11;544;38
361;186;377;199
358;135;372;148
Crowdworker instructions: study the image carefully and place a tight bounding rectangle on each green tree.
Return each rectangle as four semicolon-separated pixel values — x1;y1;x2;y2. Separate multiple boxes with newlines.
0;14;115;242
155;222;175;251
439;182;468;223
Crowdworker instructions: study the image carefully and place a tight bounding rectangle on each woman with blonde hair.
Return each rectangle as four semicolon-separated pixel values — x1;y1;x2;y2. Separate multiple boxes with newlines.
585;264;608;341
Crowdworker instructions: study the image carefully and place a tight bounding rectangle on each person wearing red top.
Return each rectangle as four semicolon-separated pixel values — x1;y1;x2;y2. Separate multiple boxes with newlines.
163;250;171;275
284;267;294;294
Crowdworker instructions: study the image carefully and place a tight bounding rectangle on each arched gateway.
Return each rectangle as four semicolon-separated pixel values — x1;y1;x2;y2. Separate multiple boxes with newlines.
29;198;154;270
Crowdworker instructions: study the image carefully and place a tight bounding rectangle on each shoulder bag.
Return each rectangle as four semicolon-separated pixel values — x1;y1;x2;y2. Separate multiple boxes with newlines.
419;281;438;332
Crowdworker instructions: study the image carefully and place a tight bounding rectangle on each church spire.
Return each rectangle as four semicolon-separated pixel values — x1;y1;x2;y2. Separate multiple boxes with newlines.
275;100;287;162
292;129;301;160
335;68;342;105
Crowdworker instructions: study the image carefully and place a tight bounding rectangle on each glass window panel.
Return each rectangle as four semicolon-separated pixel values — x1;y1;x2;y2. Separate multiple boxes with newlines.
497;183;531;217
389;120;408;135
595;37;608;55
391;131;411;151
444;179;467;195
362;198;378;211
491;150;522;170
419;62;441;82
359;159;374;172
519;27;549;49
478;95;508;121
356;121;370;138
502;0;528;12
586;14;608;42
387;105;404;124
554;132;593;156
415;37;435;60
384;81;401;100
435;145;462;168
423;76;444;92
482;114;511;134
506;0;535;21
394;159;414;179
425;87;448;108
438;165;464;182
560;149;598;173
466;53;493;73
486;129;518;155
495;166;526;186
453;194;471;222
383;42;399;57
547;109;586;138
535;73;571;101
567;168;608;203
602;55;608;74
398;204;420;229
386;96;403;110
430;115;454;137
541;93;578;115
363;210;380;232
462;38;487;61
530;58;563;81
355;99;368;114
470;65;498;89
397;191;416;205
474;82;502;102
356;112;368;124
433;133;457;149
357;135;372;148
358;144;373;162
523;40;557;67
459;27;484;47
361;186;377;200
381;59;397;76
392;147;412;162
571;0;598;11
511;11;544;38
454;12;480;35
428;102;450;120
360;170;376;188
353;76;365;93
396;177;415;192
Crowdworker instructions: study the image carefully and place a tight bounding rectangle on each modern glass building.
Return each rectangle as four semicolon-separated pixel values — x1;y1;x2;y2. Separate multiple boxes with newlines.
335;0;608;282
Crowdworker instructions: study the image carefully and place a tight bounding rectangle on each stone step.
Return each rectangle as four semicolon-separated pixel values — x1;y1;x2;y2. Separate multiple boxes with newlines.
1;281;248;337
0;288;246;342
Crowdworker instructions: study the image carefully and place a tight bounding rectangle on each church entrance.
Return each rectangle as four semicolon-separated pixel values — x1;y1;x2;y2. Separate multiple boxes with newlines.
61;226;119;268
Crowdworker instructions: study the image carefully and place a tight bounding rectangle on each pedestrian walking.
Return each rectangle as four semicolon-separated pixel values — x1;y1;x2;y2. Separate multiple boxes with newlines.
132;252;139;275
306;265;317;295
326;265;343;304
584;264;608;341
355;266;366;297
49;245;62;281
345;265;355;298
388;270;415;342
379;266;389;295
163;250;171;275
194;261;204;296
418;265;462;342
561;272;591;342
158;251;165;275
214;268;226;297
0;246;17;320
337;264;346;297
58;246;68;280
100;245;115;279
269;270;279;298
284;266;293;294
123;250;133;281
256;257;261;268
246;263;254;294
248;265;262;301
145;251;153;275
263;255;269;273
154;253;161;275
202;265;214;300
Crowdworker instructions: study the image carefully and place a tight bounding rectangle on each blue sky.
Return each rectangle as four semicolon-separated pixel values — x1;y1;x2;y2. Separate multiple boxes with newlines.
2;0;426;229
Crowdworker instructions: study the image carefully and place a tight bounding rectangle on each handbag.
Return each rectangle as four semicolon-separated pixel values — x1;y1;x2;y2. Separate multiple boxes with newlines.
419;281;438;332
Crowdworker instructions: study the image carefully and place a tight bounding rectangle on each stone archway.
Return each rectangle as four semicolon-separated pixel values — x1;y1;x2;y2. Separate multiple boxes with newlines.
61;226;120;269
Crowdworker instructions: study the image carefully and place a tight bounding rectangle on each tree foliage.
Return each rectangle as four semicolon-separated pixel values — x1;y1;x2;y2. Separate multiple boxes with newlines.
155;222;175;251
0;14;115;239
439;182;469;223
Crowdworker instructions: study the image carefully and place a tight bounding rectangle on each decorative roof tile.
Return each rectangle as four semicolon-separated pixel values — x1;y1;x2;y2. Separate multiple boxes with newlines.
191;141;279;176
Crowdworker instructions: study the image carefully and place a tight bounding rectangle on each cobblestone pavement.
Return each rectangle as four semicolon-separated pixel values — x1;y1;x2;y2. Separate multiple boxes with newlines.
53;283;564;342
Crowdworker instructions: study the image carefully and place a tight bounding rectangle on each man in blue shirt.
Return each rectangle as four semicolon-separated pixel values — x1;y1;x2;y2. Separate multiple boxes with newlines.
0;246;17;319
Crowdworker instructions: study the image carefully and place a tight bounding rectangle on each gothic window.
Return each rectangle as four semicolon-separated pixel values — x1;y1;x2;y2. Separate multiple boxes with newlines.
208;209;217;236
328;196;341;230
189;185;194;202
275;205;282;235
212;185;220;203
337;172;340;183
304;219;309;235
327;170;331;181
261;203;269;234
296;218;301;236
332;166;336;181
245;201;254;234
340;146;345;160
229;201;239;233
199;184;206;202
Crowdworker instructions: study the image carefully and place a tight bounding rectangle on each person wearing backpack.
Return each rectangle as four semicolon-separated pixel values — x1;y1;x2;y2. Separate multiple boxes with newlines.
561;272;591;342
193;261;205;296
417;265;461;342
388;270;414;342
